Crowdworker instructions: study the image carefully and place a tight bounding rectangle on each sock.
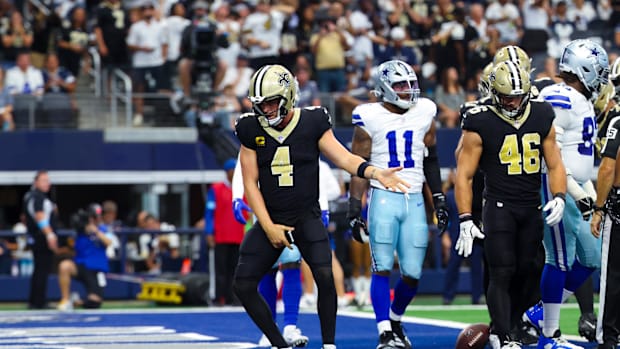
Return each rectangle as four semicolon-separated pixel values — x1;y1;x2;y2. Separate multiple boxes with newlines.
371;274;391;323
258;269;278;321
377;319;391;334
282;268;301;327
390;278;418;318
565;260;595;293
540;264;566;338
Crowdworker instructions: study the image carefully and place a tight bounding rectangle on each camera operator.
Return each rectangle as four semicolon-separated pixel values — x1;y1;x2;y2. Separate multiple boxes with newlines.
56;203;113;311
174;0;228;111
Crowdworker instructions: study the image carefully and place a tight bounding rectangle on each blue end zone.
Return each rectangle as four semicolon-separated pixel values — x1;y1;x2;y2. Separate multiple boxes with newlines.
0;309;597;349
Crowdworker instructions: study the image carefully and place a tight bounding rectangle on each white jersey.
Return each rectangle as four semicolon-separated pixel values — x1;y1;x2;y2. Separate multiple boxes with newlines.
352;99;436;193
540;83;596;183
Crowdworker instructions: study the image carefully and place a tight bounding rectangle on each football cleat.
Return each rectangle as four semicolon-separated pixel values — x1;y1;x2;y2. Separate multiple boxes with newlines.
577;313;597;342
376;331;401;349
501;341;522;349
511;319;539;345
537;330;583;349
523;301;543;334
283;325;309;347
56;300;73;312
390;320;412;349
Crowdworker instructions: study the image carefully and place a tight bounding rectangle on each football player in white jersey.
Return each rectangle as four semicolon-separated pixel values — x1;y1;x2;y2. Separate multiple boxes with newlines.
347;59;448;349
522;39;609;349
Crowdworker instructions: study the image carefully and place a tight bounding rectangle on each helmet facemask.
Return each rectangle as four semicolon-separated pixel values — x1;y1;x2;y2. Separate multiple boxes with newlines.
248;64;298;128
490;61;531;120
390;79;420;109
374;60;420;110
559;39;609;101
252;95;288;127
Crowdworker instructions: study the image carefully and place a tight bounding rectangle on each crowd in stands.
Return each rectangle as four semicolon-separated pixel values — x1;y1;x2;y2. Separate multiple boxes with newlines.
0;0;617;129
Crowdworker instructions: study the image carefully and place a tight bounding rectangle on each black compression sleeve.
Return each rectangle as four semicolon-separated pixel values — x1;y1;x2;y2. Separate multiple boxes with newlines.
423;145;442;194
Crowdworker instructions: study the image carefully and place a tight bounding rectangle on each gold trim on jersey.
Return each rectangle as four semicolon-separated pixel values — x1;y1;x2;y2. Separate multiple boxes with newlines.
263;108;301;144
489;103;531;129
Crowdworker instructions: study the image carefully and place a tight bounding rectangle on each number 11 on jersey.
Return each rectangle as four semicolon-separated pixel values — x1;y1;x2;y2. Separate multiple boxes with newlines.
386;130;415;168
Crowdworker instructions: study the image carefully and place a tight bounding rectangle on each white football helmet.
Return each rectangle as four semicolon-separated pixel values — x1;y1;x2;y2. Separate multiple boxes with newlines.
373;60;420;110
248;64;298;127
559;39;609;100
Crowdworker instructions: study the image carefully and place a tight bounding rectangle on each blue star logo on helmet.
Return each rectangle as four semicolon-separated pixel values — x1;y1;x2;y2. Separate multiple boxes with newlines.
591;48;600;56
382;68;390;78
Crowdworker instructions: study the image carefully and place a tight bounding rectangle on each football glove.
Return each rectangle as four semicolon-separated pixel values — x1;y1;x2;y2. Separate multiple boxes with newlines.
347;197;369;243
433;193;449;233
456;215;485;257
576;197;594;221
321;210;330;228
232;198;252;225
543;194;565;226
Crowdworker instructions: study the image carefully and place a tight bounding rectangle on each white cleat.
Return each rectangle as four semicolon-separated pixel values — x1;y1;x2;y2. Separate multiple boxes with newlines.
283;325;309;347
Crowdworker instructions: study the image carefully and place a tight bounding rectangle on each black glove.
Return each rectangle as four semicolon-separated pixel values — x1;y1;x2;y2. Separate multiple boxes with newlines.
576;197;594;221
347;197;369;243
433;193;449;233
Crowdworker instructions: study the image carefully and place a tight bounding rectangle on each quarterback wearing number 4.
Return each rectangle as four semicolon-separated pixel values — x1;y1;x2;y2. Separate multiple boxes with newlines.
347;59;449;349
455;60;567;349
233;64;409;349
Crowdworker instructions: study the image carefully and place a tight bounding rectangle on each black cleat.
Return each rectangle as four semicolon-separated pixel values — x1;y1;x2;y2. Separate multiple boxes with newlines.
578;312;597;342
376;331;401;349
390;320;412;349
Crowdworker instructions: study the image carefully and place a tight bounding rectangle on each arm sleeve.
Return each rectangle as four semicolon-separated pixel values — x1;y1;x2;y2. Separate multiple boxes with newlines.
232;154;244;200
423;145;443;194
204;188;215;235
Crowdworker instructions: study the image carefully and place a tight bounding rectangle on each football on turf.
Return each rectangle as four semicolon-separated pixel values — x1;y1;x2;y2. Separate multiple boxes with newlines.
454;323;490;349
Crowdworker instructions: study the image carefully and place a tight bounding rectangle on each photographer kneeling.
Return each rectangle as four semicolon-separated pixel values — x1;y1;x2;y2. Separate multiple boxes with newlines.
57;204;113;311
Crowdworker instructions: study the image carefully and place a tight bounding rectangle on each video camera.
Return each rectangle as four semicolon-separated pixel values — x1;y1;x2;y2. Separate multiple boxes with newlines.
189;19;229;96
70;203;101;234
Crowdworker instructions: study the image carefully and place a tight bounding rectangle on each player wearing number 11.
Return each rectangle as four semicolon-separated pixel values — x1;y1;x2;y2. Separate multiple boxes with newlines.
347;59;448;349
455;60;567;349
233;64;410;349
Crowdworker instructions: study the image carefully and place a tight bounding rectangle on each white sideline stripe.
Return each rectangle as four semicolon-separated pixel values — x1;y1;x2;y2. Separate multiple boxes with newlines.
179;333;215;340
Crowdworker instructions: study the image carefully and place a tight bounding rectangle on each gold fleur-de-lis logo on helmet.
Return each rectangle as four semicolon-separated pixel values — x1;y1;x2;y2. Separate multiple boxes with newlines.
277;72;290;87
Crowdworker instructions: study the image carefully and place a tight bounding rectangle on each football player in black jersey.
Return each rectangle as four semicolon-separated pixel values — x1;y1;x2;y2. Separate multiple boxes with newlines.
455;61;567;349
233;64;410;349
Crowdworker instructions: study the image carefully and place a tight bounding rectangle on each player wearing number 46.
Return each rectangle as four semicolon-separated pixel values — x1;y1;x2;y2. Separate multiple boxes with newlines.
233;64;410;349
347;59;449;349
455;60;567;349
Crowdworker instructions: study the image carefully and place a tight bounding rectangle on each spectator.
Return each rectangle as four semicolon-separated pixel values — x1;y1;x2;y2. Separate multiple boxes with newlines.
204;158;245;305
42;53;76;94
23;170;59;309
535;56;563;84
57;203;113;311
94;0;130;79
57;6;90;78
295;65;320;108
30;2;60;69
126;1;168;126
213;2;241;71
212;84;241;130
217;51;254;106
567;0;597;32
547;1;576;59
434;66;465;128
1;11;33;65
310;12;350;92
241;0;295;70
376;26;418;70
5;51;44;96
485;0;522;46
99;200;121;265
161;2;190;91
0;66;14;131
429;2;466;79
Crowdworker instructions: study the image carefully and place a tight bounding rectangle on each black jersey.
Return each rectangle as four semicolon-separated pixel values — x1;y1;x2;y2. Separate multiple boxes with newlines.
600;105;620;159
462;100;555;206
94;2;128;55
235;107;333;225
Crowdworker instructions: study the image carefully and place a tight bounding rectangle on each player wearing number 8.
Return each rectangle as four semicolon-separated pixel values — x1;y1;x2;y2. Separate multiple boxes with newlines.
347;59;448;349
233;64;410;349
455;60;567;349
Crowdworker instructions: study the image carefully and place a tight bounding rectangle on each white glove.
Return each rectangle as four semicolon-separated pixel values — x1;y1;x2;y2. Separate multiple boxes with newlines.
543;195;565;226
456;217;485;257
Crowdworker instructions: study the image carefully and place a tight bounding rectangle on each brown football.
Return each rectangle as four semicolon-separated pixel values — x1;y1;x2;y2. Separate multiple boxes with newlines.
455;323;490;349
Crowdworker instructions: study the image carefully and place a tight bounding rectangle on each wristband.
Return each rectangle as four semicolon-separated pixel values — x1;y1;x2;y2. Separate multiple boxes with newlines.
593;204;606;213
37;219;50;230
553;192;566;202
458;213;473;222
356;161;370;179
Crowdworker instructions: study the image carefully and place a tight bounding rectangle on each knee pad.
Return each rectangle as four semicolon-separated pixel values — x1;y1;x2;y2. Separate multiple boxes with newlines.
83;299;101;309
